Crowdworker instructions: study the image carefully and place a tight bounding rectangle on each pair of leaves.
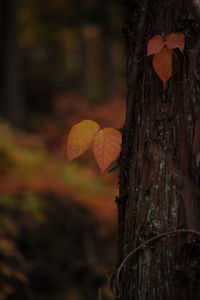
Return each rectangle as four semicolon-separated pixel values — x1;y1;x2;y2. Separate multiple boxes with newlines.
147;33;185;86
67;120;122;173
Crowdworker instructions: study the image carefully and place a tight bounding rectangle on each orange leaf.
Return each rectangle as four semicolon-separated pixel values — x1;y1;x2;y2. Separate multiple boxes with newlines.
67;120;100;162
93;128;122;173
165;32;185;52
147;35;164;56
152;46;173;87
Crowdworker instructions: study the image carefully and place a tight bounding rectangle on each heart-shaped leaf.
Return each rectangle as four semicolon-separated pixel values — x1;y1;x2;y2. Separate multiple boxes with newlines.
93;128;122;173
152;46;173;87
147;35;164;56
67;120;100;162
165;32;185;52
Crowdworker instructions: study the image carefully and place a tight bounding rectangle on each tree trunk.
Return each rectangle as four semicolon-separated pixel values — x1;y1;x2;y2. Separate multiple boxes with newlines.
102;3;115;99
77;25;89;96
117;0;200;299
1;0;25;127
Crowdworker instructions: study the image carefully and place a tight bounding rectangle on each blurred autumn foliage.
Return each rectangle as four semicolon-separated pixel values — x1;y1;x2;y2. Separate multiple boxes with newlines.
0;0;124;299
0;118;121;300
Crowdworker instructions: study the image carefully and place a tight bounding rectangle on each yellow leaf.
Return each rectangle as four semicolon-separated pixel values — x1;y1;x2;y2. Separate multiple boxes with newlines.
67;120;100;162
93;128;122;173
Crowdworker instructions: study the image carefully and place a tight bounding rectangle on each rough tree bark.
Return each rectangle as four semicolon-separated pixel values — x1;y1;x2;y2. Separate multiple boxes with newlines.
117;0;200;299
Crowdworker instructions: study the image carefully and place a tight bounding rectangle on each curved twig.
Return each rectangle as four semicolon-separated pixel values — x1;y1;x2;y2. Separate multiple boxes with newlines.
116;229;200;294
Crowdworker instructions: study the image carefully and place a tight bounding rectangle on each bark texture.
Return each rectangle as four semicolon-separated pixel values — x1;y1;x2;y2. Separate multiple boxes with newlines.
117;0;200;299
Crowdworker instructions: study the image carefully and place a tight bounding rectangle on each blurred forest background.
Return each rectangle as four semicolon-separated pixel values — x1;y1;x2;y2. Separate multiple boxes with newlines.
0;0;125;299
